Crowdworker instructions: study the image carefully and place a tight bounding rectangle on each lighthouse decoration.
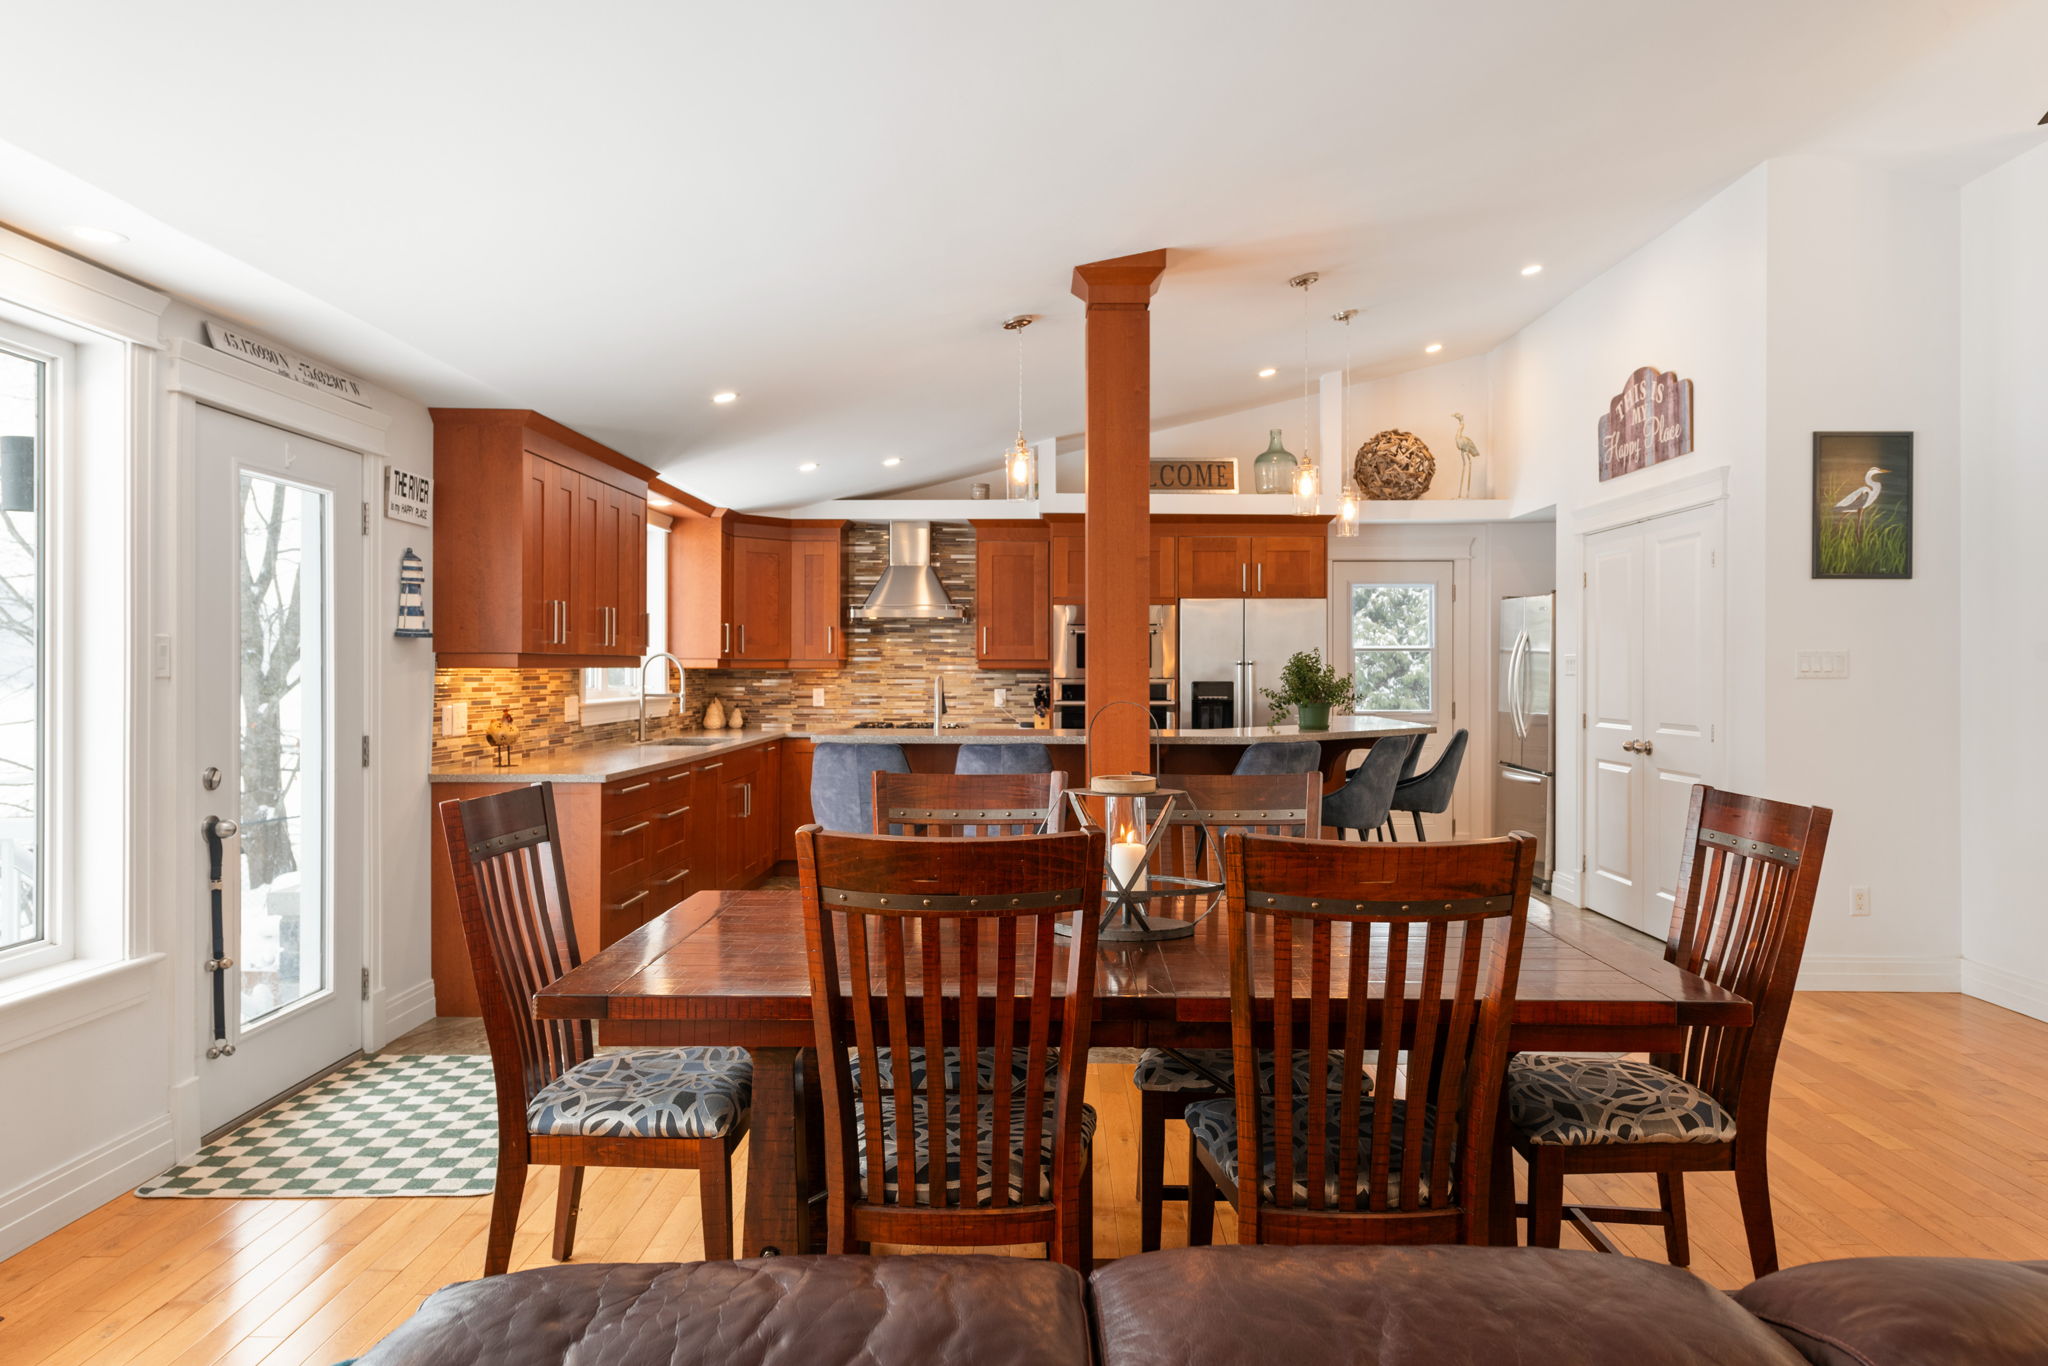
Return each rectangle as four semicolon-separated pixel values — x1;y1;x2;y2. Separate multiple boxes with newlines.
394;547;432;638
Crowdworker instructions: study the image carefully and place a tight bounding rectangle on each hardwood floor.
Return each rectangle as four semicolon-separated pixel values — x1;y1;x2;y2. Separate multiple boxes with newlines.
5;986;2048;1363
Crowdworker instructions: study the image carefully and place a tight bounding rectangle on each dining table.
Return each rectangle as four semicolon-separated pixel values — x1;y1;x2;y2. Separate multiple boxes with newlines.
534;887;1750;1257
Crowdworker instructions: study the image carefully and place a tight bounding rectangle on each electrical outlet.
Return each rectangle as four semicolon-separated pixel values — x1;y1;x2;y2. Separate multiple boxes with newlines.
994;688;1008;709
152;634;173;679
1561;654;1577;678
441;702;468;736
565;695;581;722
811;687;826;707
1851;886;1871;917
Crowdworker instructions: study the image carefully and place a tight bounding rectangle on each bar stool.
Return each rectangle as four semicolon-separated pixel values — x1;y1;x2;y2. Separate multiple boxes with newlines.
1385;729;1468;841
810;741;910;834
957;742;1053;774
1320;735;1415;840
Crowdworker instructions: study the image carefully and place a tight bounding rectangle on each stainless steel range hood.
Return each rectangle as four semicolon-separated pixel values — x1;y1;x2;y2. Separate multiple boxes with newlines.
858;522;963;620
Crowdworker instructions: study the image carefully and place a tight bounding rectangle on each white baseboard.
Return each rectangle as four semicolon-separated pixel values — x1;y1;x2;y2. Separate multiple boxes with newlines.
0;1113;175;1261
1796;955;1961;992
168;1074;202;1164
1961;959;2048;1024
370;978;438;1050
1548;870;1580;903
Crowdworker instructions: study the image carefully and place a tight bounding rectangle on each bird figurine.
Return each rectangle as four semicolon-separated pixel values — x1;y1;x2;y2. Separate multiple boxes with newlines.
1452;412;1483;498
1834;466;1890;545
483;709;519;767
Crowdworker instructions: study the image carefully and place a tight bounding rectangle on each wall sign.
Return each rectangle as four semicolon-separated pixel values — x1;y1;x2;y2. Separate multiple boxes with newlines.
385;467;433;526
1149;458;1237;493
1597;365;1694;481
203;321;370;407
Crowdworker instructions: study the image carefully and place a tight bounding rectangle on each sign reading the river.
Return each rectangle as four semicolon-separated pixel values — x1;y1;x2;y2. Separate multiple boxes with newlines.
1597;366;1693;481
203;321;370;407
1149;458;1237;493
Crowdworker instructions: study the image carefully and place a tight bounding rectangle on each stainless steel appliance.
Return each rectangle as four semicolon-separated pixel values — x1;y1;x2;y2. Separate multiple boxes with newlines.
1177;598;1327;729
1050;603;1178;730
1496;592;1555;890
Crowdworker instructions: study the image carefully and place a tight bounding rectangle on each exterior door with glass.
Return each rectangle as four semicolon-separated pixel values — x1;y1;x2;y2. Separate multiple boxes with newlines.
194;406;366;1131
1330;561;1457;838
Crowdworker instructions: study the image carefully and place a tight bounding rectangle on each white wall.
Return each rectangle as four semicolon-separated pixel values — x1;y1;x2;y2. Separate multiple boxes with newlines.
1959;141;2048;1021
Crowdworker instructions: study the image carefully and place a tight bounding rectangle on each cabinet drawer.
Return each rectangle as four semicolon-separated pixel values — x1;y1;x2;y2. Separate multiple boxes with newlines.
602;772;668;818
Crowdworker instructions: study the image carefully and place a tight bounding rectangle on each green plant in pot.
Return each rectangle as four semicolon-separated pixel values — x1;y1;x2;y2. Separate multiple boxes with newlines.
1259;649;1357;730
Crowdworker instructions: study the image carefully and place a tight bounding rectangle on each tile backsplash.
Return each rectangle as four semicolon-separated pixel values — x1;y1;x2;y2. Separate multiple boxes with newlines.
432;521;1048;767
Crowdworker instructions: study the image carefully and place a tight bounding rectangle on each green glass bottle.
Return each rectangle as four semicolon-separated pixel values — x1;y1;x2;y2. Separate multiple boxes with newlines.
1252;428;1299;494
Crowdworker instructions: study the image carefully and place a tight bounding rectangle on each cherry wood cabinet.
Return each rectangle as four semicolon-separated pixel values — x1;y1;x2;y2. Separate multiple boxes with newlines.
1050;520;1087;604
670;514;845;669
1171;521;1329;599
434;409;654;667
971;521;1051;669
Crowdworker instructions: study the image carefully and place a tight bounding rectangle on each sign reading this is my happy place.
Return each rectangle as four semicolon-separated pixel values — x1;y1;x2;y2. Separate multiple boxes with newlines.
1149;458;1237;493
203;321;371;407
1597;366;1694;481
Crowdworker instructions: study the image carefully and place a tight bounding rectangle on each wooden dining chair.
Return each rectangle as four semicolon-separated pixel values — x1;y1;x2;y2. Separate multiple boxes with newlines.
439;784;752;1276
1187;830;1536;1246
870;770;1067;837
1131;772;1332;1251
1509;785;1831;1277
797;824;1105;1268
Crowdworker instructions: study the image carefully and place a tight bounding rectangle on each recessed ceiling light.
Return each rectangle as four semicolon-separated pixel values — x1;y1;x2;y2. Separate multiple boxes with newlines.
1257;367;1278;379
798;462;818;472
71;226;127;246
712;391;738;404
881;456;902;467
1424;343;1443;354
1520;263;1543;276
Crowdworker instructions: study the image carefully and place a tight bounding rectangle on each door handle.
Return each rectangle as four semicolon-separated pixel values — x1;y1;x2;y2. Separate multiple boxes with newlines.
1501;768;1543;784
1507;631;1529;738
1623;739;1655;755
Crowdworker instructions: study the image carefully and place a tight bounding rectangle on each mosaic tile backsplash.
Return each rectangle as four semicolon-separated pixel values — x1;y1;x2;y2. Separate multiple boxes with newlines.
432;521;1049;767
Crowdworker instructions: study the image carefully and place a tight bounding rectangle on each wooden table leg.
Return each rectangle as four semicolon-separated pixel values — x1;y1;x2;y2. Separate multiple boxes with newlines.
743;1046;809;1257
1488;1091;1518;1246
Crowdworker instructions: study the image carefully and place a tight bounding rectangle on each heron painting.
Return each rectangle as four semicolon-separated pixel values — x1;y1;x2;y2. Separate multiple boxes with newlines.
1813;432;1913;579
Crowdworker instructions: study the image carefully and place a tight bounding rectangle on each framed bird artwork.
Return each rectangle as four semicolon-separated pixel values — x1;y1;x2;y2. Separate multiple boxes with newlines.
1812;432;1913;579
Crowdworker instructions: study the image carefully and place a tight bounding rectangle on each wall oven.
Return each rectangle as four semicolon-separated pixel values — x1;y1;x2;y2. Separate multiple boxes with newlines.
1050;603;1178;731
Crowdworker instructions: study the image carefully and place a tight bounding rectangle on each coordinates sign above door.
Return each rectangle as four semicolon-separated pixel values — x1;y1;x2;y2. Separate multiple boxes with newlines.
202;321;370;407
1149;458;1237;493
1597;366;1693;481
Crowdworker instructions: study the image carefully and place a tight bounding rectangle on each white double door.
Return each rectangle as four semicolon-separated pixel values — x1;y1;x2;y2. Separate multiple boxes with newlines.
1581;503;1723;936
194;406;367;1132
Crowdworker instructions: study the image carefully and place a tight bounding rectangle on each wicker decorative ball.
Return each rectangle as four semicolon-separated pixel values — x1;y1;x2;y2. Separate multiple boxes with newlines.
1354;429;1437;500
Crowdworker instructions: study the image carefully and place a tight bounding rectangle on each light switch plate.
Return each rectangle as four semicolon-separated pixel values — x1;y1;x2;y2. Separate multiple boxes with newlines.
441;702;468;736
811;687;826;707
994;688;1008;709
1795;651;1850;679
565;695;581;722
1561;654;1577;678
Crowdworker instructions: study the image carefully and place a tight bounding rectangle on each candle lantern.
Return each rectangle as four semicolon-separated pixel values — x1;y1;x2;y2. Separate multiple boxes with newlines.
394;547;432;638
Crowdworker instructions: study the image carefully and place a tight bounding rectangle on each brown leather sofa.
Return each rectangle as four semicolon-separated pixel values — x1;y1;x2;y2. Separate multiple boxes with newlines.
356;1246;2048;1366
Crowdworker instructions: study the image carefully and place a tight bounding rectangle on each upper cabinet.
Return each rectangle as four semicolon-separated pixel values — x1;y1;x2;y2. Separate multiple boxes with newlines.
1047;516;1190;604
971;521;1051;668
670;513;846;669
1169;519;1328;599
434;409;651;667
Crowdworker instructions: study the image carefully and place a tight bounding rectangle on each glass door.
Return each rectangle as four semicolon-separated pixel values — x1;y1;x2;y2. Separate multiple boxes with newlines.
194;406;365;1132
1329;561;1457;838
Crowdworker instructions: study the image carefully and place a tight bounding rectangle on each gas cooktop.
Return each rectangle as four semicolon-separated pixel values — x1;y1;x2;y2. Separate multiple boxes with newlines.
853;720;971;730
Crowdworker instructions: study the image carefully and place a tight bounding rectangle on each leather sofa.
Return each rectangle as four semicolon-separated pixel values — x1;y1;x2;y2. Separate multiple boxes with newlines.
356;1246;2048;1366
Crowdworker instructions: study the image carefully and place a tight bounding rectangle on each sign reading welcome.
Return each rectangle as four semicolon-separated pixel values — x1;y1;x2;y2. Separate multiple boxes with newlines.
1149;458;1237;493
1597;366;1693;481
203;321;371;407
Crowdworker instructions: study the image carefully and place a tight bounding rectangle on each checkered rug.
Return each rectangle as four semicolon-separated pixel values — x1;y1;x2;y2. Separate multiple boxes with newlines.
136;1054;499;1198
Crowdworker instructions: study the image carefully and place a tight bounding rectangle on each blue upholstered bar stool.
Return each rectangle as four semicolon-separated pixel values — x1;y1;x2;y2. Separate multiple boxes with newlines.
1320;735;1417;841
956;742;1053;775
1385;728;1469;841
1232;740;1322;775
809;741;911;834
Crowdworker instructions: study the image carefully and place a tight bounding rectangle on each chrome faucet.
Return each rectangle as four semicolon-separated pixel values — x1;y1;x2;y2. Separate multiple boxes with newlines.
932;673;947;731
639;652;686;742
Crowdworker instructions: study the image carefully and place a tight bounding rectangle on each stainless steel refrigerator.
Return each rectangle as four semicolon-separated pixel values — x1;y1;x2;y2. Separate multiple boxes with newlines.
1178;598;1328;730
1496;593;1555;889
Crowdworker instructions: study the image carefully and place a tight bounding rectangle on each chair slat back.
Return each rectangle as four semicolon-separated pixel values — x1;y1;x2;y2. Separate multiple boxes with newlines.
872;771;1067;837
1155;772;1320;880
437;785;593;1126
798;826;1105;1219
1224;831;1534;1231
1662;785;1832;1117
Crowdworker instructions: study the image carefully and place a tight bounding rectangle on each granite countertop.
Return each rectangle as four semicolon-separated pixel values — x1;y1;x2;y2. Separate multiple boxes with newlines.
430;715;1432;784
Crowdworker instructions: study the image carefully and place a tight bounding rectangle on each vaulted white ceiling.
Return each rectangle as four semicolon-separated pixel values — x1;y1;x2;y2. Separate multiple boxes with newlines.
0;1;2039;508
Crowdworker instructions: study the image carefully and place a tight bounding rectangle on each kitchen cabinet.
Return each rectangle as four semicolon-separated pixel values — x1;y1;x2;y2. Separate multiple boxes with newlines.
670;514;846;669
1049;517;1181;604
1173;524;1328;599
433;409;654;667
971;521;1051;668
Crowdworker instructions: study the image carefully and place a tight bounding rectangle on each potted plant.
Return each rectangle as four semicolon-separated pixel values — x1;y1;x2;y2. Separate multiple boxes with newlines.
1259;648;1357;730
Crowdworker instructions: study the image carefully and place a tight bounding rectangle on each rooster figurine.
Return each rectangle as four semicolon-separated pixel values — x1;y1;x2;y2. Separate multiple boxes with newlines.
1452;412;1483;499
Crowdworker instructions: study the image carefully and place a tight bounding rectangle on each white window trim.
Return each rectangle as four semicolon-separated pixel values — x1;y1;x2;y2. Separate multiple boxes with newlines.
1344;579;1440;715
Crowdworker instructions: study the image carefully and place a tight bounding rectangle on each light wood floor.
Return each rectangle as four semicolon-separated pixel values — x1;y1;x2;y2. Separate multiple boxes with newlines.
5;987;2048;1364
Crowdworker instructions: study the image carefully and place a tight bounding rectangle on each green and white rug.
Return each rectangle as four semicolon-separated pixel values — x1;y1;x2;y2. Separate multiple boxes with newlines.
137;1054;500;1198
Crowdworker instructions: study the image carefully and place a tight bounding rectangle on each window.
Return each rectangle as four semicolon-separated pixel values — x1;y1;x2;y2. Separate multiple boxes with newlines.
1348;582;1435;712
0;329;51;962
584;521;671;710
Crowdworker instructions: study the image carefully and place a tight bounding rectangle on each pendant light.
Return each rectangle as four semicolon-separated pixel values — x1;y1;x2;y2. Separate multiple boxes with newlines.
1333;308;1362;537
1002;315;1037;499
1289;273;1321;516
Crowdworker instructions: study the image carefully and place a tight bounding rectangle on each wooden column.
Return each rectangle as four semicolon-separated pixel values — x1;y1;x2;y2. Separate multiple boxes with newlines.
1071;250;1167;779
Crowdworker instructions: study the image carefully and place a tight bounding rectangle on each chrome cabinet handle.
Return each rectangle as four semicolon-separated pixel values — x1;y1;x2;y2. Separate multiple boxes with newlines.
827;625;834;653
611;890;650;910
1256;563;1264;593
611;820;652;836
723;622;731;654
662;769;692;782
739;622;747;654
616;781;652;794
1241;563;1247;593
982;625;989;654
699;762;723;771
656;869;689;886
740;782;753;818
661;805;691;819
